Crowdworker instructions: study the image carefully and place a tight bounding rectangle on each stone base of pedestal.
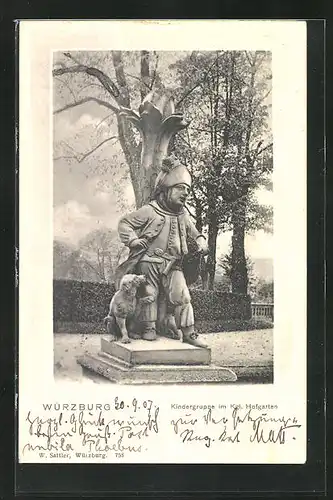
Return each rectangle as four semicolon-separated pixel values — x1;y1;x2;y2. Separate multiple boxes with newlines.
101;336;211;365
77;352;237;384
77;336;237;384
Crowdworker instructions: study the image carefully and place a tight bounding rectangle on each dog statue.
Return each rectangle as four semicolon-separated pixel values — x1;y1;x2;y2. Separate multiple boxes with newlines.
104;274;146;343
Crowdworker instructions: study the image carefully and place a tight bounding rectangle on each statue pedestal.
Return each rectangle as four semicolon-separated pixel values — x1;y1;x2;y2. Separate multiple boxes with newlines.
77;336;237;384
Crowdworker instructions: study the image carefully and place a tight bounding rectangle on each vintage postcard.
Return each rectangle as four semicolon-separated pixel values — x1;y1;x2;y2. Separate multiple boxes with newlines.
18;20;307;464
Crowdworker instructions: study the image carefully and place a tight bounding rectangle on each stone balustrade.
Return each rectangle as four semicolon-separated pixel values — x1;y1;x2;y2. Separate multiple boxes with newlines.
251;302;274;321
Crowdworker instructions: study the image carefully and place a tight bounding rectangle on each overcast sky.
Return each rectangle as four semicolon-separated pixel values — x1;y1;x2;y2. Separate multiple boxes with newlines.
53;51;273;259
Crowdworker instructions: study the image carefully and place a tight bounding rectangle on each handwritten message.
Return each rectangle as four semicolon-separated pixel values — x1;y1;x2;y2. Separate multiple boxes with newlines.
20;400;303;462
21;398;159;460
170;404;302;448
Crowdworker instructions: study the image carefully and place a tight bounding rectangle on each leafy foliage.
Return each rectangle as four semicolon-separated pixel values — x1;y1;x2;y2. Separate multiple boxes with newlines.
171;51;273;290
251;279;274;303
219;251;254;280
218;251;274;302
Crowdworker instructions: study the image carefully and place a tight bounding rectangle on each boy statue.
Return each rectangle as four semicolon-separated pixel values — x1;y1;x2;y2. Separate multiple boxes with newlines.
115;155;208;347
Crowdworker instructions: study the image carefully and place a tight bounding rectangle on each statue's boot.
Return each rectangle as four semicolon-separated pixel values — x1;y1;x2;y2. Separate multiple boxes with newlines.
128;332;141;340
182;326;208;348
141;321;157;341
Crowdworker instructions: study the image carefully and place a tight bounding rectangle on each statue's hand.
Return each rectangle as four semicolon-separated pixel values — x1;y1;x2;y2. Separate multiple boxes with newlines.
196;236;208;255
139;296;154;305
129;238;148;250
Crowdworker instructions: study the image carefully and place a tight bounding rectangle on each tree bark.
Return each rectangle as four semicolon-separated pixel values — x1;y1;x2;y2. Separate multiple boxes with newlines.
140;50;150;100
194;199;203;233
230;199;248;294
206;210;218;290
116;115;143;207
228;53;257;295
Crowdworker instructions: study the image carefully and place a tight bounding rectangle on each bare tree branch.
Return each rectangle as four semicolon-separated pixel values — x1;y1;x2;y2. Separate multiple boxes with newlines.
53;61;66;69
78;82;107;94
79;253;106;281
54;76;77;103
85;67;120;98
63;52;83;65
61;140;77;153
256;87;272;105
52;155;78;162
54;136;118;163
245;51;255;67
79;136;118;161
244;51;251;66
53;64;89;76
177;132;191;148
53;53;120;99
124;71;151;90
254;142;273;158
176;80;202;108
95;112;114;129
54;97;119;115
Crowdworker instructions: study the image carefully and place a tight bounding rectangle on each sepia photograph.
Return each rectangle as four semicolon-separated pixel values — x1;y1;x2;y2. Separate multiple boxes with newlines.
52;49;274;385
19;20;307;466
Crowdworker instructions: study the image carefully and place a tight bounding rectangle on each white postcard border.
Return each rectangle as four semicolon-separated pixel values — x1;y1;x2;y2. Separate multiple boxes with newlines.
18;20;307;464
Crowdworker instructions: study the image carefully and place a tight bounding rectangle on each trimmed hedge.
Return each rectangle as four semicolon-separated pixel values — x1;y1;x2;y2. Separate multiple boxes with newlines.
190;289;251;321
54;319;272;335
53;280;116;323
53;279;251;324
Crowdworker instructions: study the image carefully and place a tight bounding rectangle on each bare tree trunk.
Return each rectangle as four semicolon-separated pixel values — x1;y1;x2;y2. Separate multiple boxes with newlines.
117;115;143;207
140;50;150;100
111;51;146;207
201;266;209;290
230;200;248;294
192;198;208;289
229;53;256;295
194;199;203;233
206;210;218;290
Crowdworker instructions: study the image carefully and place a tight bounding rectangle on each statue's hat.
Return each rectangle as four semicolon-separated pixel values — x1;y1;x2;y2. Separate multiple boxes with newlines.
154;155;192;194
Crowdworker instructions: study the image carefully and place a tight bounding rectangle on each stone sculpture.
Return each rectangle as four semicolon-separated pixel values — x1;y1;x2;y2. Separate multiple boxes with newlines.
109;91;208;347
77;90;238;383
115;155;208;347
